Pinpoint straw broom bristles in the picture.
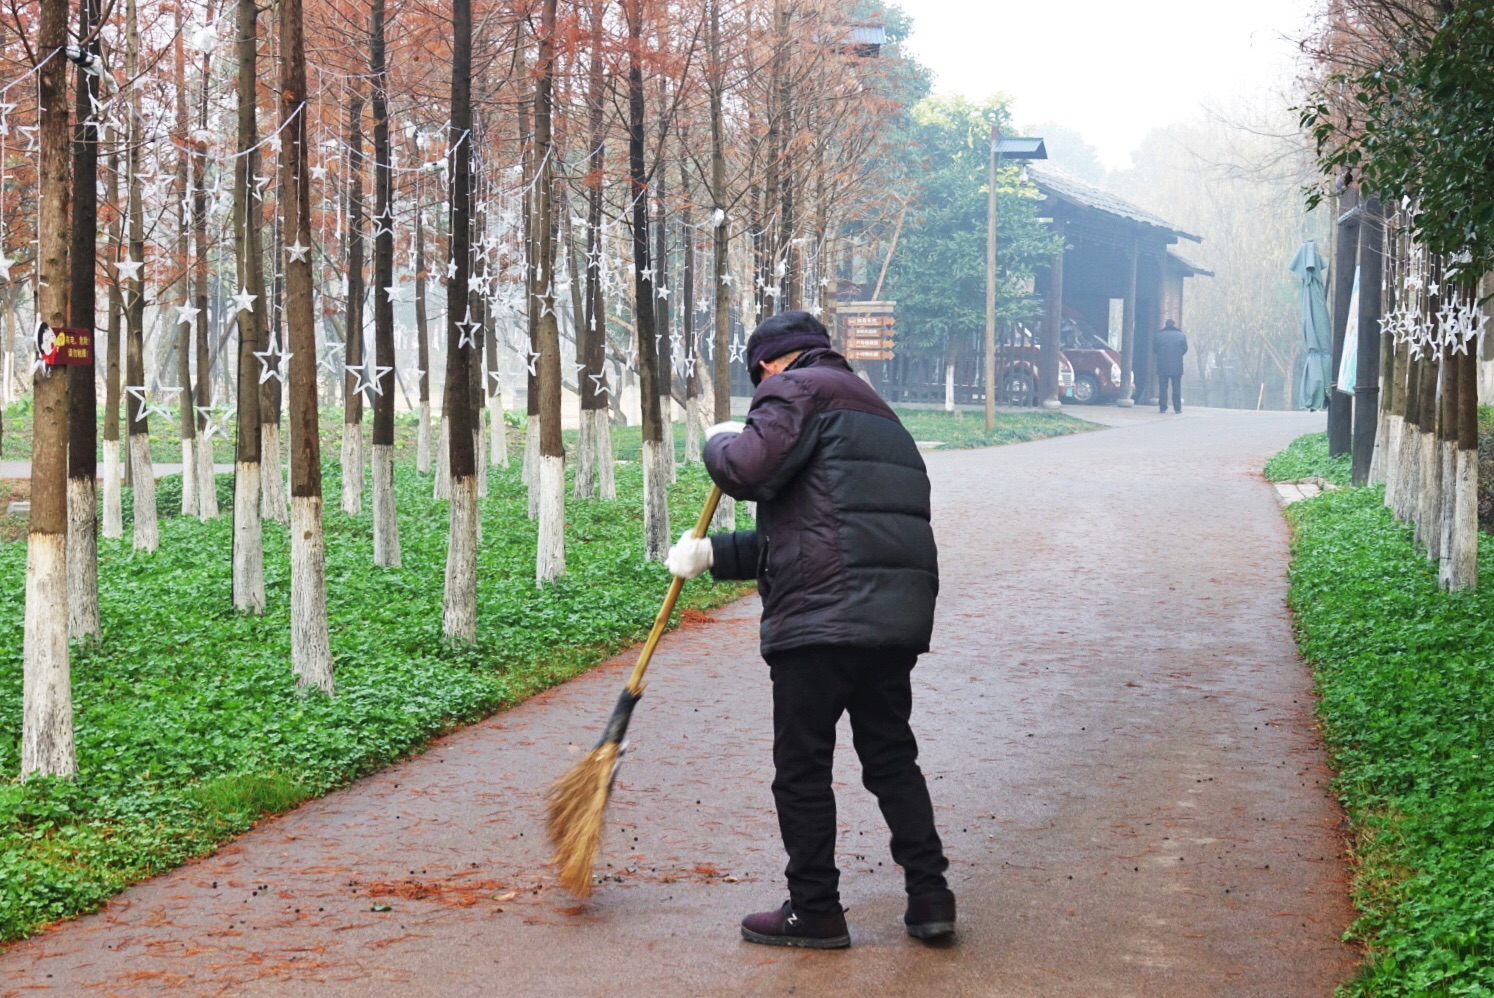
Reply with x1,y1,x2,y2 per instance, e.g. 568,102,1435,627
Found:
546,740,622,897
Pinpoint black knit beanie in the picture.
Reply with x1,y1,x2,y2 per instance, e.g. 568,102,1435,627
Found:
746,310,831,385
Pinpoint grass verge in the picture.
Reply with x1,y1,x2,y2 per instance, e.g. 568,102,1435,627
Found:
0,459,750,945
1275,434,1494,995
892,408,1095,450
1265,431,1352,486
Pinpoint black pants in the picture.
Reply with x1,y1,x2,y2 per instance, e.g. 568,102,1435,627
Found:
1159,373,1182,412
765,646,949,914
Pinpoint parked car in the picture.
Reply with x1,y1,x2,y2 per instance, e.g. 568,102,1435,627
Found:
995,325,1074,404
1060,319,1128,404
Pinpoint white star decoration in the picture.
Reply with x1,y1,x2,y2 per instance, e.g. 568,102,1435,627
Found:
526,349,542,377
286,240,310,263
176,303,201,326
384,285,407,304
229,290,258,314
254,339,291,384
116,258,143,282
588,372,611,398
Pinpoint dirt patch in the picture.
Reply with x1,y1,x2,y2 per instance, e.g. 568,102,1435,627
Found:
0,478,29,543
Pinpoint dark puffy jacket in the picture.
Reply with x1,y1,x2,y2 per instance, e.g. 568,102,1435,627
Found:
1154,326,1189,377
703,348,939,658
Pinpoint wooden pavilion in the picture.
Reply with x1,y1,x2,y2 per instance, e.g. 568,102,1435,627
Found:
1026,162,1209,405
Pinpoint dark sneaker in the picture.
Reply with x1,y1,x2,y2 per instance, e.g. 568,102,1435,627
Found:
740,900,850,949
905,890,956,940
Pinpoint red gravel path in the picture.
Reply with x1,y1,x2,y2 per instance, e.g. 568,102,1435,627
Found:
0,408,1357,996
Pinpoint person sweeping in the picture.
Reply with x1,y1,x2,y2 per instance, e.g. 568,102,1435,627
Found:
666,310,954,949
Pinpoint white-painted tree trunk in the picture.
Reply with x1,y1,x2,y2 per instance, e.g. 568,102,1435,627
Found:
434,420,451,500
597,410,616,500
290,495,334,694
489,392,508,468
476,427,488,499
443,476,478,642
642,438,671,560
129,433,158,552
196,430,219,520
1394,420,1418,521
180,438,197,516
341,425,363,515
261,422,288,523
574,409,597,500
662,411,677,484
22,532,75,779
233,462,265,614
66,478,100,642
1368,410,1388,485
1382,414,1404,512
711,493,736,533
524,419,540,518
1417,430,1439,560
536,454,566,584
1434,439,1446,579
945,363,956,412
417,400,432,475
684,397,702,462
102,439,123,540
372,443,402,567
1445,447,1478,592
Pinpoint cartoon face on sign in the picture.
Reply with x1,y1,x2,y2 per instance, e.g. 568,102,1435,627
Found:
35,322,57,365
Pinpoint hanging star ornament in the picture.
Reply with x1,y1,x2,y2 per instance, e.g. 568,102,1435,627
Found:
176,303,201,326
254,340,291,384
116,258,143,282
588,372,611,398
526,349,542,377
229,290,258,314
729,338,747,364
351,362,393,396
384,285,408,304
286,240,310,263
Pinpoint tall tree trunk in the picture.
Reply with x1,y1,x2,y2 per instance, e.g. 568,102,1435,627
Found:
126,0,157,550
342,91,367,516
534,0,565,582
67,0,102,642
654,47,675,482
102,150,123,539
627,0,668,558
517,29,540,518
172,3,196,517
414,176,433,475
231,0,266,612
370,0,400,566
261,138,288,523
707,0,734,530
281,0,333,692
681,159,701,463
443,0,478,640
576,0,612,499
23,0,77,779
193,45,217,520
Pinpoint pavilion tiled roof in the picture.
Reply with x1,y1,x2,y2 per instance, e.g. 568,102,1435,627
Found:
1027,162,1203,243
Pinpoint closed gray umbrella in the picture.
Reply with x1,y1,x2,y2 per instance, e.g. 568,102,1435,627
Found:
1289,240,1332,411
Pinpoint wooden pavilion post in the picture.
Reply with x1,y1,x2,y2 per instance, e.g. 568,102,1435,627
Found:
1040,219,1065,409
1118,238,1137,407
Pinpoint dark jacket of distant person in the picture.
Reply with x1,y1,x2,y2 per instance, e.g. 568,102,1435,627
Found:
1154,321,1189,378
702,346,939,659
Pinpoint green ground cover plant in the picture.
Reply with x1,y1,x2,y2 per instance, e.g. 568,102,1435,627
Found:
0,459,750,945
1276,435,1494,996
892,408,1095,450
1264,431,1352,486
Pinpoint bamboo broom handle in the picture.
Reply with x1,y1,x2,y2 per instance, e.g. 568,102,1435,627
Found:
625,485,725,695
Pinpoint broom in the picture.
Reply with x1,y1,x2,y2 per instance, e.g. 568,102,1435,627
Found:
546,485,725,896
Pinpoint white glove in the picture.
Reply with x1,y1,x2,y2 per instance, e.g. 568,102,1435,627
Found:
706,421,746,441
665,531,714,580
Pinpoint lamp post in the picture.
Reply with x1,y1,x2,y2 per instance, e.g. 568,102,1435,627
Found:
985,127,1046,431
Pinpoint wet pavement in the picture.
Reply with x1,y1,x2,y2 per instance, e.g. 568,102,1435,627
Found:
0,407,1357,996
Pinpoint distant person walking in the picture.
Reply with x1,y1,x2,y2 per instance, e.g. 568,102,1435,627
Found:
1154,320,1189,413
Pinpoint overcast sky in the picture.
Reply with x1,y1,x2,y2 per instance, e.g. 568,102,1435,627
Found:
896,0,1316,169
